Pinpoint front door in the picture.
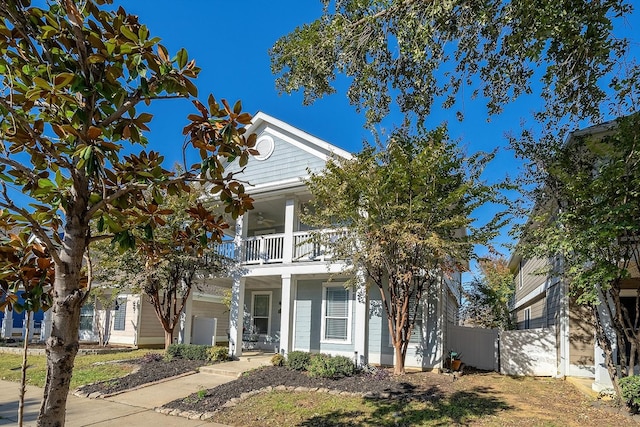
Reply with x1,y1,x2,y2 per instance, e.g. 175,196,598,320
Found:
252,292,271,335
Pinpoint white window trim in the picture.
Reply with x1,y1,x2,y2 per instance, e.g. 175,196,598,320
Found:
251,291,272,335
524,307,531,329
320,282,353,344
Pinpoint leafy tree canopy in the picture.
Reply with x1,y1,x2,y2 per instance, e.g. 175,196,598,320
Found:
462,252,514,330
271,0,633,125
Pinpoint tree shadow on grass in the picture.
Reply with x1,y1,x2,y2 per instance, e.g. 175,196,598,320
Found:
298,385,512,426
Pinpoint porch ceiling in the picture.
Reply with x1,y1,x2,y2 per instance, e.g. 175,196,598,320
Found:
245,276,282,289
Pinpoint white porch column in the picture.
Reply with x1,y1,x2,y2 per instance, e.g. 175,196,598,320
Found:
354,280,368,367
279,273,294,355
282,198,296,263
229,276,246,357
593,295,615,391
179,289,194,345
40,309,52,343
1,307,12,338
555,273,570,378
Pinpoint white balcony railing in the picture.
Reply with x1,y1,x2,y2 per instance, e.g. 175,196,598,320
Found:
244,234,285,264
293,230,345,262
214,229,344,265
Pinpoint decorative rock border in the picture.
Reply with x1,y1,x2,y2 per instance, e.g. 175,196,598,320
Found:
154,385,402,421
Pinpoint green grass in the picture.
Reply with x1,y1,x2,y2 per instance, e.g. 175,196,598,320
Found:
0,349,151,388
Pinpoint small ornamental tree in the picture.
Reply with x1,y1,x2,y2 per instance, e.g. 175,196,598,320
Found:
0,1,255,425
92,189,235,349
462,253,515,330
0,226,55,427
303,126,502,375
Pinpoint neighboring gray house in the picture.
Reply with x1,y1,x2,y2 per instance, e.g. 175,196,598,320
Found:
206,112,462,369
509,254,596,380
509,119,640,391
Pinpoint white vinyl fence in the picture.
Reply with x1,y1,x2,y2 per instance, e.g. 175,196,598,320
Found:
499,327,557,376
447,325,499,371
448,325,559,376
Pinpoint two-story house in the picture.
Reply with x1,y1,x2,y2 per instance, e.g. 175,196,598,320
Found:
196,112,462,370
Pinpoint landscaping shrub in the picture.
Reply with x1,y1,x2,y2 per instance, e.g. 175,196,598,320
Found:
620,375,640,413
271,353,285,366
140,352,163,364
166,344,210,361
286,351,311,371
208,346,229,363
308,354,355,379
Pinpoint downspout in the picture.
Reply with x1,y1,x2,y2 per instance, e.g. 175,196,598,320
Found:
135,294,142,348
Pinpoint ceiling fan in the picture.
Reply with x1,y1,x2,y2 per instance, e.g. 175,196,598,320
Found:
256,212,276,226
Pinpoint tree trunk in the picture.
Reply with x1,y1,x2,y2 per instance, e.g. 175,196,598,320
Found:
18,311,31,427
37,209,87,426
164,328,174,349
393,342,406,375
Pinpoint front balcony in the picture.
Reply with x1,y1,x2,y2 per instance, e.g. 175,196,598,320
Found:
216,229,344,265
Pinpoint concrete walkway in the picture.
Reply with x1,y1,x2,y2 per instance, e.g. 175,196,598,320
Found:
0,354,272,426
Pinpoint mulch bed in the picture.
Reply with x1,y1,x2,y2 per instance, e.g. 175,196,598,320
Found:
162,366,452,413
77,358,206,395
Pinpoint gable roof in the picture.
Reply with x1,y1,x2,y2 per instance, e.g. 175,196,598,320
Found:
247,112,352,161
221,112,352,193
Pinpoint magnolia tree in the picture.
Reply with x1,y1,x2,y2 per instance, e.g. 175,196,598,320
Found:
303,127,502,374
0,1,255,425
0,227,55,427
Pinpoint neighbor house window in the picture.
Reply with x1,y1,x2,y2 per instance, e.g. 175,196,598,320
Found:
519,259,524,289
113,297,127,331
321,284,352,342
79,303,94,331
524,307,531,329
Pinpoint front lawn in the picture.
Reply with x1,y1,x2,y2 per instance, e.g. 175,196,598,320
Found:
0,349,150,388
165,366,637,427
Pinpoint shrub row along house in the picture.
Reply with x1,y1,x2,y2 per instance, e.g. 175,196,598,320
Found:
1,112,462,371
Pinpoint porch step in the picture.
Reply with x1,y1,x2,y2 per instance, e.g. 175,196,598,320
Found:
199,355,272,377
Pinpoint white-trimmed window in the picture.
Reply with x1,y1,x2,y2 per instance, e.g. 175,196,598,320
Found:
524,307,531,329
113,297,127,331
251,291,272,335
321,284,352,343
79,302,94,331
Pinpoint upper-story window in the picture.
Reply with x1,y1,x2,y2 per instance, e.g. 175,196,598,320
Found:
518,259,524,289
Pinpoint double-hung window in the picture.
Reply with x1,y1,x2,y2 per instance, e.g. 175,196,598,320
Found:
321,284,352,343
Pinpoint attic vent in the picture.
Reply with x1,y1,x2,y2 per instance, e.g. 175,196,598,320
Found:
253,135,275,161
